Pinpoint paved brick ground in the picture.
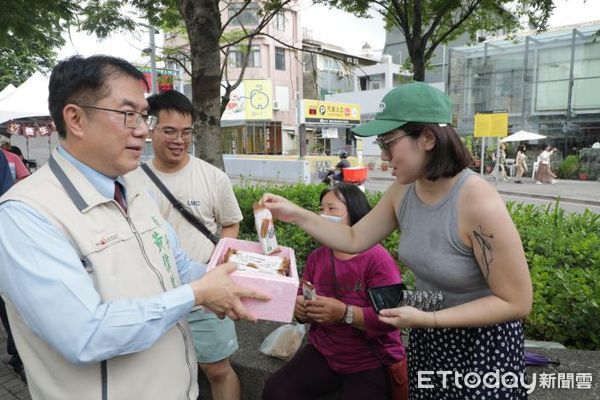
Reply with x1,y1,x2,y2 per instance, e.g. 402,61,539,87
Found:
0,327,30,400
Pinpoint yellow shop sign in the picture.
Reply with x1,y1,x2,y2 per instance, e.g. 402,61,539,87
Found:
302,100,361,125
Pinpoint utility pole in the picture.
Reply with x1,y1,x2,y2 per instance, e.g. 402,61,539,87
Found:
148,25,158,94
296,90,306,159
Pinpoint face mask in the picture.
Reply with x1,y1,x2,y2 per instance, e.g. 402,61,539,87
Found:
320,213,347,224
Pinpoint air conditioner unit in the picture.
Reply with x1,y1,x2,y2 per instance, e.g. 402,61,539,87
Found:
272,101,280,110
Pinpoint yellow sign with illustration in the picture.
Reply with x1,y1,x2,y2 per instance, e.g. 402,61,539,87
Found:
474,113,509,138
302,100,361,125
222,79,273,121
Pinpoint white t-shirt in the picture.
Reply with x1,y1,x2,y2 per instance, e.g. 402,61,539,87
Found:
133,157,243,264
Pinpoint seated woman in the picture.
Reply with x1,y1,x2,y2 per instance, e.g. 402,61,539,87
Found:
262,183,406,400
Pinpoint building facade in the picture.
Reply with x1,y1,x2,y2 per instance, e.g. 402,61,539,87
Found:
301,36,378,155
449,21,600,152
164,1,303,156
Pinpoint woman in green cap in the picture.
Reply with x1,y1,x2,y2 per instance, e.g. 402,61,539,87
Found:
259,82,531,399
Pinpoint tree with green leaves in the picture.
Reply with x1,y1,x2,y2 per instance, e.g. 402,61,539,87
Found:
0,0,77,87
161,0,293,163
2,0,291,168
82,0,292,168
319,0,555,81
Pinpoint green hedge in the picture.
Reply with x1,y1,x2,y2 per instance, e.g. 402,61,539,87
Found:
233,183,599,350
508,203,600,350
557,155,580,179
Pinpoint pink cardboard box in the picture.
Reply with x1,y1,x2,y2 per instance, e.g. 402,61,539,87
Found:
207,238,299,323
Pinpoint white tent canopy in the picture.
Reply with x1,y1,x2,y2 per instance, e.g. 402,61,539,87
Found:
0,84,16,102
0,72,50,124
500,130,547,142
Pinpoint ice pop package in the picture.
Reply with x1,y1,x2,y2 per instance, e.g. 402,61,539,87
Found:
253,203,280,255
302,280,316,301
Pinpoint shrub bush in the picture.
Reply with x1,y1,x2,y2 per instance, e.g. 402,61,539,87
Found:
233,184,599,349
557,155,579,179
508,202,600,349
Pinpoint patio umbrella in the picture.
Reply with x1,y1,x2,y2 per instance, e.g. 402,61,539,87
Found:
500,130,547,142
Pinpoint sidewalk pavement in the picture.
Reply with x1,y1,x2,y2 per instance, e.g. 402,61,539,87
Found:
2,319,599,400
367,168,600,207
0,328,29,400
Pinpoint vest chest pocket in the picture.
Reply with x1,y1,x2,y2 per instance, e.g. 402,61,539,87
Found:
78,228,134,258
77,229,135,279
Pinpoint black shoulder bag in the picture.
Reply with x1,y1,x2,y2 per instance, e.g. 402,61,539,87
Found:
141,163,219,245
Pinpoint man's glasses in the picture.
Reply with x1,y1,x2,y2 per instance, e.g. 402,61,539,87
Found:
374,132,409,154
159,127,194,140
78,105,158,130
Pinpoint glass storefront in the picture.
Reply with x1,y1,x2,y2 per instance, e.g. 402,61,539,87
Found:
449,23,600,154
221,121,283,154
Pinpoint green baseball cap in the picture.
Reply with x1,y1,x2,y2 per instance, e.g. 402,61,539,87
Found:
351,82,453,137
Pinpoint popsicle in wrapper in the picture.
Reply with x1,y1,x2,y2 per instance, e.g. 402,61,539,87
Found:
302,280,316,301
253,203,280,255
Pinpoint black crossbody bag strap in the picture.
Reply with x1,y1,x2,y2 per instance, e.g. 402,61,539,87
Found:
141,163,219,245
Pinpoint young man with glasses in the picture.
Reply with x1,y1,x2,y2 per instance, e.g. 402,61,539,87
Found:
134,90,243,400
0,55,266,400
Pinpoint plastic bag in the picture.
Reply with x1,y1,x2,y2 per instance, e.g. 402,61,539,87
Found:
259,323,306,361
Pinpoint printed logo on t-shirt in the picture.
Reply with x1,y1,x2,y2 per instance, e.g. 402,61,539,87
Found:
188,200,201,207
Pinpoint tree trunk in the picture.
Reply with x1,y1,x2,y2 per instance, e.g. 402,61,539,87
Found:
411,45,426,82
179,0,224,169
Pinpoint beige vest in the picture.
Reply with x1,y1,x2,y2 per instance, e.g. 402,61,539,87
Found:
1,150,198,400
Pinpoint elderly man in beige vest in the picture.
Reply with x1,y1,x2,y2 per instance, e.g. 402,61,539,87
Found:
0,55,267,400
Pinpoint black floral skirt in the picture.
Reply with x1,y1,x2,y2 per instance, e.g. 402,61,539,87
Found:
408,320,527,399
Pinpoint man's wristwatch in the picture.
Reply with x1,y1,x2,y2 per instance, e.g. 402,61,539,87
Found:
343,305,354,324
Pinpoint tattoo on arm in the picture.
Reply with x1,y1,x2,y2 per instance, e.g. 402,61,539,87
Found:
473,225,494,279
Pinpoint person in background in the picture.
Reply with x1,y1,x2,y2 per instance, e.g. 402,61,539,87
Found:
0,139,29,181
262,183,405,400
0,55,267,400
535,145,557,184
323,149,351,185
515,144,528,184
9,146,32,172
492,143,508,181
0,148,13,193
134,90,243,400
259,82,532,399
0,151,25,381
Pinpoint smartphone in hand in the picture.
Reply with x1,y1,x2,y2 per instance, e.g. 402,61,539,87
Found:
367,283,406,313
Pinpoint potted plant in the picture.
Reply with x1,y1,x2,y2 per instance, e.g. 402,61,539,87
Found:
578,166,589,181
381,162,389,171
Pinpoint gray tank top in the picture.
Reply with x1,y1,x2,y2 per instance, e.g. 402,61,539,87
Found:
396,169,492,308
